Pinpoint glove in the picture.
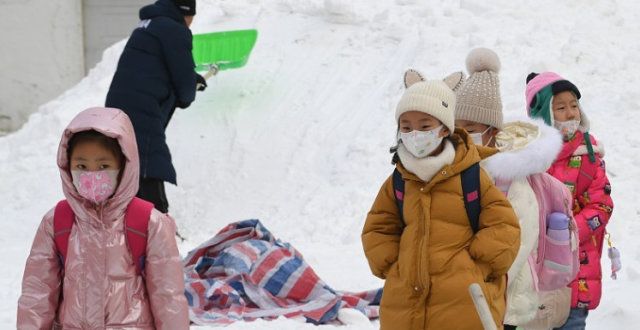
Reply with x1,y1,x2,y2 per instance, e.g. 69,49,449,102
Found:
175,100,191,109
196,74,207,92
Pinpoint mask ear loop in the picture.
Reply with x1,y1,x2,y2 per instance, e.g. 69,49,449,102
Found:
484,132,495,147
479,126,494,147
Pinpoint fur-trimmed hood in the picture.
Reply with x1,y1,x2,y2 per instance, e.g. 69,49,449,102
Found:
483,116,563,181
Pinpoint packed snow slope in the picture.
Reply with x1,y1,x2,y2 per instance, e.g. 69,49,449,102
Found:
2,0,640,328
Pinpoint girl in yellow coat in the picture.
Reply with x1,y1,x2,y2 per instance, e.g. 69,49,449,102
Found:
362,71,520,329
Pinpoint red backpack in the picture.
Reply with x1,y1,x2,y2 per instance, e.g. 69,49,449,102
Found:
53,197,154,276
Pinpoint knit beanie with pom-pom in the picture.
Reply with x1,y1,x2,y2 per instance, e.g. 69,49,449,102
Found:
454,47,503,129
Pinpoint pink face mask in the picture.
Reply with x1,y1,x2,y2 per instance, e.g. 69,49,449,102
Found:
71,170,120,204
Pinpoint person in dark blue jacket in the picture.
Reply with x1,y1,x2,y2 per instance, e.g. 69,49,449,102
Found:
106,0,206,214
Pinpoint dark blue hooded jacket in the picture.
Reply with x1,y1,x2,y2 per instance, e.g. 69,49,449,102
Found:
106,0,196,185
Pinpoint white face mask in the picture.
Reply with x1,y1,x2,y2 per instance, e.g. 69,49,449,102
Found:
469,126,492,146
554,119,580,138
399,126,444,158
71,170,120,204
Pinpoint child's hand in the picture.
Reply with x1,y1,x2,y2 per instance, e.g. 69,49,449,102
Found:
196,74,207,91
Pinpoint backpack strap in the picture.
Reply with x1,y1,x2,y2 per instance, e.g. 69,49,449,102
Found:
124,197,154,276
53,200,74,266
392,168,405,226
461,163,481,234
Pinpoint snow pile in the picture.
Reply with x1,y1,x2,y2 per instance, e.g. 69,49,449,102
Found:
2,1,640,328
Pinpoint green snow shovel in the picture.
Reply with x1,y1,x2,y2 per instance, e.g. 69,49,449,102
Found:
192,29,258,82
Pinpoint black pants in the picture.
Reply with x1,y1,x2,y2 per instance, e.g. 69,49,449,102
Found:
137,178,169,213
504,325,517,330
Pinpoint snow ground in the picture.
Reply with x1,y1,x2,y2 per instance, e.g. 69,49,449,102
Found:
2,0,640,328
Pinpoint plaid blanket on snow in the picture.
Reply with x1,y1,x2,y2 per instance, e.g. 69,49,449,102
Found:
183,219,381,325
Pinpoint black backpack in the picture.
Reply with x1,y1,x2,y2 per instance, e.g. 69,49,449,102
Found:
392,163,481,233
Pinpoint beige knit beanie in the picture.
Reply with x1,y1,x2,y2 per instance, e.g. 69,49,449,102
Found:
396,70,458,134
455,47,503,129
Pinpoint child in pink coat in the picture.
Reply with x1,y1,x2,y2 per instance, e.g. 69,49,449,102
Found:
17,107,189,329
526,72,614,329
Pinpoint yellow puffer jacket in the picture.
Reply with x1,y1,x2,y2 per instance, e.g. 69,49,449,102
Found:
362,130,520,329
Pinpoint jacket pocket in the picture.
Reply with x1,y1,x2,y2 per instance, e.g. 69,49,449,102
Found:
380,262,421,323
460,249,491,285
461,250,501,313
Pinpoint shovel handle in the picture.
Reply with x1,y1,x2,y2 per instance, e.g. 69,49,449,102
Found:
203,64,219,80
469,283,498,330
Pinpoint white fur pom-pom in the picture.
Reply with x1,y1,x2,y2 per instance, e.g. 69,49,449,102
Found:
465,47,501,74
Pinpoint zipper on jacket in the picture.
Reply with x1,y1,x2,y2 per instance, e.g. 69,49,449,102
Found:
415,235,424,293
97,204,106,327
420,201,429,290
97,203,105,227
416,187,428,292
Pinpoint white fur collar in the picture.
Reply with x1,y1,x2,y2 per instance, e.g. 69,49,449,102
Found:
482,116,563,181
398,140,455,182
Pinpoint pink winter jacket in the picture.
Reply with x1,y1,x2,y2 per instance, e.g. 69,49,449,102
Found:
547,130,613,310
17,107,189,329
